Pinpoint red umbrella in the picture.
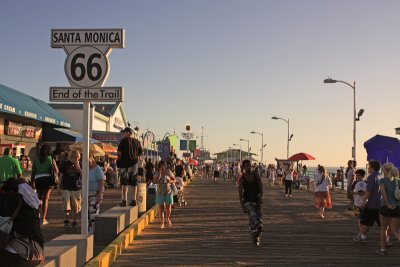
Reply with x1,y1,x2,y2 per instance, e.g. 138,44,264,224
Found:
288,152,315,161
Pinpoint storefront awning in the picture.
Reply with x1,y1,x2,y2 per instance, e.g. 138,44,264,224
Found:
0,84,70,128
42,128,100,143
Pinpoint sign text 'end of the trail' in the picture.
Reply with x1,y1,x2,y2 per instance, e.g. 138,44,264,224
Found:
49,87,123,102
51,29,124,48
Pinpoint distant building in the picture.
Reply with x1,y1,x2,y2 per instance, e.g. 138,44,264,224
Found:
214,148,255,163
396,127,400,135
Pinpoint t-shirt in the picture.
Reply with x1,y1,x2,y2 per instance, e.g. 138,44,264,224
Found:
117,137,143,168
89,165,104,193
213,163,220,171
365,171,381,209
60,161,82,191
34,156,52,178
346,168,355,189
353,180,367,207
0,155,22,183
379,177,399,207
145,162,154,174
285,171,293,181
314,175,332,192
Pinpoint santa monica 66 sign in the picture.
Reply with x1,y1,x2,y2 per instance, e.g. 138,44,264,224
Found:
50,29,124,102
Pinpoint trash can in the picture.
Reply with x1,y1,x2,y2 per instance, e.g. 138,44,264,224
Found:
137,182,147,213
147,183,156,210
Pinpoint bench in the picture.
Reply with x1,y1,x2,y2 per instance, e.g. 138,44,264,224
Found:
94,206,138,244
40,234,93,267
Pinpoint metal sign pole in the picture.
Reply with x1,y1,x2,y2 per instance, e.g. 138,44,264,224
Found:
81,101,90,235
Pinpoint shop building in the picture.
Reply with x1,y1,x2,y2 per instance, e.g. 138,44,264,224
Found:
0,84,71,168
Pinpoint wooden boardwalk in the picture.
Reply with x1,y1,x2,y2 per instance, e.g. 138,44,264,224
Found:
112,177,400,267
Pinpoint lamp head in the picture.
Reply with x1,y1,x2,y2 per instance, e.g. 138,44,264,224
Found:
271,116,279,120
357,109,365,117
250,131,256,134
324,78,337,83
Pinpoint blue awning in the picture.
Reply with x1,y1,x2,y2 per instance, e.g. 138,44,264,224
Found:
42,128,100,143
0,84,70,128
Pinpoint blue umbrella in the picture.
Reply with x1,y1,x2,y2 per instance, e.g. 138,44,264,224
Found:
364,135,400,169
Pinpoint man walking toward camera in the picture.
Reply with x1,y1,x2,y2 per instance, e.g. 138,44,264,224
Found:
118,127,143,207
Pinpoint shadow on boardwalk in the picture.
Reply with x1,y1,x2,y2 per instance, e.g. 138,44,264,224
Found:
112,177,398,267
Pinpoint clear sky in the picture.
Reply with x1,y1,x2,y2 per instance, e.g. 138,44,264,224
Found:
1,0,399,167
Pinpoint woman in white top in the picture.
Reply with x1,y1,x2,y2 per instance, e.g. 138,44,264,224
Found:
314,166,332,218
284,167,294,198
268,165,277,187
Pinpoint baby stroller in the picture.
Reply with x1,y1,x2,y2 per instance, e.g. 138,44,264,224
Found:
174,177,187,207
106,169,119,188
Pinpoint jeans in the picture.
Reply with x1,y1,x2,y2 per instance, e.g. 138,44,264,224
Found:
285,180,293,195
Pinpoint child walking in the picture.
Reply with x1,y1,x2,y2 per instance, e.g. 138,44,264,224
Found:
239,159,263,246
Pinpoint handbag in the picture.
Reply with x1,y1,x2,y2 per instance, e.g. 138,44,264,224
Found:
394,179,400,201
50,158,58,186
0,197,22,249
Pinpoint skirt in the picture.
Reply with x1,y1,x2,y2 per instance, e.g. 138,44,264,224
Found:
314,191,332,209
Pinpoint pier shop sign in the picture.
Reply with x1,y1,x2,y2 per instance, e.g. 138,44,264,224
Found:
50,29,124,102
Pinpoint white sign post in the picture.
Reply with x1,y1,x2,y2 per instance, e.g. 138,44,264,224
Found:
51,29,124,235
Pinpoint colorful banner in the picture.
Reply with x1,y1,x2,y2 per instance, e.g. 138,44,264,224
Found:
158,140,170,160
180,140,188,151
189,140,197,152
168,134,178,151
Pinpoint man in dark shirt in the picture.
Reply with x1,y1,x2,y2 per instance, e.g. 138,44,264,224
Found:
239,159,263,246
118,127,143,207
145,158,154,186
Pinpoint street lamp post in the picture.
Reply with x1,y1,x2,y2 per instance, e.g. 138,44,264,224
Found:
271,116,293,159
250,131,264,164
324,78,364,161
232,143,242,162
239,138,250,160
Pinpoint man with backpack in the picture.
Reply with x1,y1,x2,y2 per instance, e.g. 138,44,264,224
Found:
117,127,143,207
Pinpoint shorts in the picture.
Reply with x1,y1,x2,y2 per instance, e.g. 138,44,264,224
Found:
62,190,82,213
347,189,354,200
359,207,380,227
214,171,220,178
156,194,174,205
120,165,138,186
138,168,144,177
379,205,400,218
35,176,53,198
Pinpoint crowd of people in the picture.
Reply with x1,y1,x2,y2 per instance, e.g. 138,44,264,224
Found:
2,130,400,265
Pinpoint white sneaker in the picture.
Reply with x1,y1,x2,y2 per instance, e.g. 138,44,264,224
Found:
160,223,165,229
41,219,49,225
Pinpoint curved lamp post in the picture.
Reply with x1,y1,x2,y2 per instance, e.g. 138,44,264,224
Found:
324,78,364,161
271,116,293,159
232,143,242,162
239,138,250,160
250,131,264,164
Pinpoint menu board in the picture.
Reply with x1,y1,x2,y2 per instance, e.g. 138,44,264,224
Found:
5,121,36,138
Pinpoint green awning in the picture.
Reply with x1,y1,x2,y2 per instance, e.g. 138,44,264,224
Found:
0,84,70,128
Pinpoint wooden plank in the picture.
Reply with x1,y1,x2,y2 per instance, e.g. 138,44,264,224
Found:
112,177,400,266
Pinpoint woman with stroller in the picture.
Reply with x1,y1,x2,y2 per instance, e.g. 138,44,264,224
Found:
153,160,176,229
